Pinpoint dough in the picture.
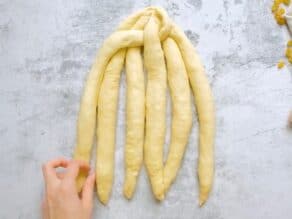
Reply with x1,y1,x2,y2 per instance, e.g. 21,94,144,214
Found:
162,38,192,194
96,49,125,204
143,16,167,201
73,30,143,192
171,24,215,206
123,47,145,199
73,7,215,206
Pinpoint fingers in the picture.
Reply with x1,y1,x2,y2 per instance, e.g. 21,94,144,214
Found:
42,158,69,185
82,172,96,209
64,160,90,181
42,158,90,187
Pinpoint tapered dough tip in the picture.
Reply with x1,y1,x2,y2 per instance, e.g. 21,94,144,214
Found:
123,187,133,200
155,193,165,201
98,195,109,205
199,199,205,207
123,193,132,200
97,190,110,205
198,194,208,207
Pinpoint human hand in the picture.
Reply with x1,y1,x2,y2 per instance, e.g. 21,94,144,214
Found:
42,158,95,219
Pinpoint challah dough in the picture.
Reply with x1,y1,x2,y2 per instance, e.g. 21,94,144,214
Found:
73,7,215,206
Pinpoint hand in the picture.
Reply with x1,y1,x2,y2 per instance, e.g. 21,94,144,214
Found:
42,158,95,219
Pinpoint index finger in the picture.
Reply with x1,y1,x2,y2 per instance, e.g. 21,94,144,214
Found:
42,158,69,184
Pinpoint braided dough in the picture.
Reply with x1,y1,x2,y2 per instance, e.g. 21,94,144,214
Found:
73,7,215,206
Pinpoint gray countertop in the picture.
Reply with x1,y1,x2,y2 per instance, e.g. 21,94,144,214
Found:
1,0,292,218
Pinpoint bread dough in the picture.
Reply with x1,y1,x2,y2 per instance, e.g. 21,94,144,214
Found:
73,7,215,206
73,30,143,192
171,24,215,206
123,47,145,199
143,16,167,201
73,30,143,162
162,38,192,194
96,49,125,204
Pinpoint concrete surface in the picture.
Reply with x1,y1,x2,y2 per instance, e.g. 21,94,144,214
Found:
1,0,292,218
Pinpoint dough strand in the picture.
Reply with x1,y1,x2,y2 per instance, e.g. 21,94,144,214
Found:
162,38,192,194
96,49,126,204
123,47,145,199
143,16,167,201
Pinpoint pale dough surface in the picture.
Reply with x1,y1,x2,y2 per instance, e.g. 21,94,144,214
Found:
143,16,167,201
170,25,215,205
96,49,126,204
123,47,145,199
73,7,215,205
162,38,192,194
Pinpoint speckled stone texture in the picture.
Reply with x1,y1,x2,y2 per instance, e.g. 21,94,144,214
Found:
0,0,292,218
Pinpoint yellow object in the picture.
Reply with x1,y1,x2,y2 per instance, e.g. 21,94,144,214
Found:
272,0,280,12
143,16,167,201
123,47,145,199
96,49,125,204
271,0,291,25
73,7,215,206
283,0,291,5
285,47,292,63
162,38,192,194
170,25,215,206
277,60,285,68
272,0,290,12
272,3,279,12
272,1,292,66
274,7,286,25
95,16,149,204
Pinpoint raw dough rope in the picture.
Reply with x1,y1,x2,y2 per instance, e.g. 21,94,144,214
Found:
73,6,215,206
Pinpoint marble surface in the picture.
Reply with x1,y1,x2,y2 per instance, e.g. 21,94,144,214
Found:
1,0,292,218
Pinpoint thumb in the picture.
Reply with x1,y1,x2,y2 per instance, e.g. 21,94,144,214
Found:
82,172,96,209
